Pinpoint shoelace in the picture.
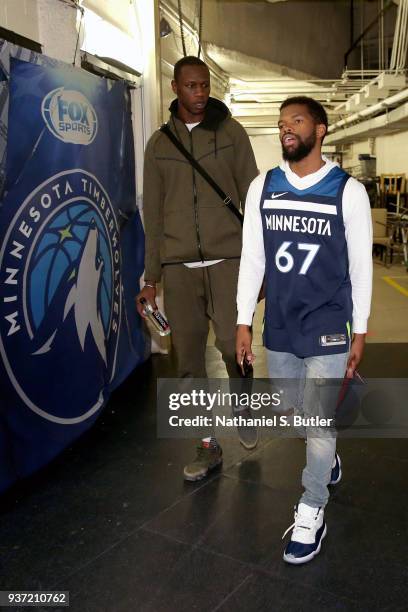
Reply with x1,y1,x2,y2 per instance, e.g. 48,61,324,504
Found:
195,445,216,460
281,510,318,540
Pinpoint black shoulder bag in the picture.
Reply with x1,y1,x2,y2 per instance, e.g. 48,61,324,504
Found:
159,124,243,226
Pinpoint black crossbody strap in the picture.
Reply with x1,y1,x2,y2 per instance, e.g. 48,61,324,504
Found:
160,124,243,226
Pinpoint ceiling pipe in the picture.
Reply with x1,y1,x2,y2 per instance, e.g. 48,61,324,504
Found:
329,86,408,131
344,0,394,70
160,0,228,89
390,0,408,70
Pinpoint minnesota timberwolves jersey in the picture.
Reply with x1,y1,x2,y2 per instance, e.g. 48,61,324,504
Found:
261,165,353,357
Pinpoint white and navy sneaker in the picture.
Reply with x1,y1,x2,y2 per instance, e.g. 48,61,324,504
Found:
282,503,327,565
329,453,342,485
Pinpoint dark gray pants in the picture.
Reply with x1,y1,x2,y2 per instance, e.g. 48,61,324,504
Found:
163,259,240,379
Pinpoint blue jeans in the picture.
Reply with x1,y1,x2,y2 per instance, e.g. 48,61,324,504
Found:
267,350,349,508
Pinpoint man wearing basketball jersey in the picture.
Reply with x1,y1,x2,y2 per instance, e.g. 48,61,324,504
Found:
236,97,372,564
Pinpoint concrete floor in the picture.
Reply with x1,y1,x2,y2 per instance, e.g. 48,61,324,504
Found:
0,256,407,611
368,261,408,343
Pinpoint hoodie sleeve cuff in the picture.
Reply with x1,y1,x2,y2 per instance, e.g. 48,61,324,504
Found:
352,318,368,334
237,310,254,326
144,269,162,283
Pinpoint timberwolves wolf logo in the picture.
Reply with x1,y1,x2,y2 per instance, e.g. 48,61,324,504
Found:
0,170,121,423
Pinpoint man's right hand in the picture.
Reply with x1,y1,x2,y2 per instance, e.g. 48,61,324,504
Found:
136,284,157,318
236,324,255,368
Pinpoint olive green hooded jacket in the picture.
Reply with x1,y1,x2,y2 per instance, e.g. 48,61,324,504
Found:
142,97,258,281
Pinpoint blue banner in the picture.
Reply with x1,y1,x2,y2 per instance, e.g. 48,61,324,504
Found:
0,57,147,490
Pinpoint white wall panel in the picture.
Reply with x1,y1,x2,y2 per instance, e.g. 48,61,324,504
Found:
342,133,408,177
376,131,408,176
37,0,79,64
0,0,40,42
249,134,282,174
82,0,135,35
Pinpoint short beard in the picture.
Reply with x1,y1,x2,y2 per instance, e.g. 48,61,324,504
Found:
282,133,316,162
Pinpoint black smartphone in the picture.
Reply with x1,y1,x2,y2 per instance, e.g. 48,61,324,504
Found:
240,355,253,377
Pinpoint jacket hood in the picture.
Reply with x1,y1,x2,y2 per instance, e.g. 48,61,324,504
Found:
169,96,230,131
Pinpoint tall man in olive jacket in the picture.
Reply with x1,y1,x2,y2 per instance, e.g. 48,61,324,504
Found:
137,56,258,481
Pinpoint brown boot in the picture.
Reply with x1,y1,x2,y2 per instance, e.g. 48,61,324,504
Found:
183,441,223,481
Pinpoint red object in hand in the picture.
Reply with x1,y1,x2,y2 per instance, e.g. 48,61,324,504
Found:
336,369,365,410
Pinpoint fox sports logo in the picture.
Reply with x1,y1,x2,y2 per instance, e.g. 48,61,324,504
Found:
0,170,121,423
41,87,98,145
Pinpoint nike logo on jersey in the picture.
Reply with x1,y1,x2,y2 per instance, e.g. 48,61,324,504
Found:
270,192,288,199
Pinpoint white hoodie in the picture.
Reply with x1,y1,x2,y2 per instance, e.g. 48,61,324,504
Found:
237,157,373,334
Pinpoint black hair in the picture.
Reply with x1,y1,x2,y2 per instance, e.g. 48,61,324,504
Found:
173,56,209,81
280,96,328,139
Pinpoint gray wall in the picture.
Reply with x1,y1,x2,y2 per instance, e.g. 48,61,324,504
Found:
202,0,351,79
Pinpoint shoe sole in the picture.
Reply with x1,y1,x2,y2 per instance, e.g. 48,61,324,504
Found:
283,523,327,565
183,457,223,482
239,433,259,451
329,455,342,485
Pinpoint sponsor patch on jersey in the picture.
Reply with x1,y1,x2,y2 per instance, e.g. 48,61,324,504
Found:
319,334,347,347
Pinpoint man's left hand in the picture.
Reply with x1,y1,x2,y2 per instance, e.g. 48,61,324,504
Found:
346,333,366,379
